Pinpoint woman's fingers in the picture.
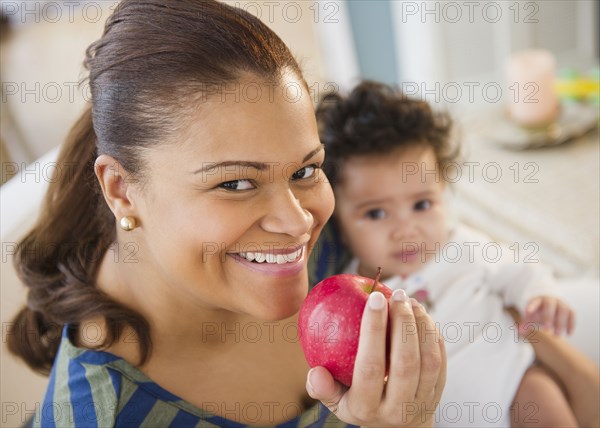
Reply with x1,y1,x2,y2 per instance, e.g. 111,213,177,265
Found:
412,300,444,405
436,325,447,399
346,291,389,418
306,366,346,415
385,291,421,407
382,293,445,427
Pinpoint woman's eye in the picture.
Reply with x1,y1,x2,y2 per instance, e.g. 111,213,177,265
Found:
292,164,318,181
415,199,431,211
218,179,255,191
366,209,386,220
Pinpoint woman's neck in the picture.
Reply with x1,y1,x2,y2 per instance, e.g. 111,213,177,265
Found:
89,247,275,362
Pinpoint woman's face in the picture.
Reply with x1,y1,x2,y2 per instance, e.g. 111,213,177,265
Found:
131,73,334,321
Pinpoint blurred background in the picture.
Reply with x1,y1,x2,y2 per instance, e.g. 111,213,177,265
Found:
2,1,597,164
1,1,598,426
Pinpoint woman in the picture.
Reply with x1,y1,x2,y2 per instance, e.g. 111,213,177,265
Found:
8,1,446,426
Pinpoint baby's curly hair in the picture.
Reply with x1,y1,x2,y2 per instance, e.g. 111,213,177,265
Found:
317,81,459,187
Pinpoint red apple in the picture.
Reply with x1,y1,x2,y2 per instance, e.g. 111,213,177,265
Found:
298,268,393,386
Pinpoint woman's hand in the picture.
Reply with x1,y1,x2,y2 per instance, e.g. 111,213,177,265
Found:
306,289,446,428
522,295,575,336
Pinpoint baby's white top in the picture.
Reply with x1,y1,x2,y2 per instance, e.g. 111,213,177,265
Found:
344,223,557,427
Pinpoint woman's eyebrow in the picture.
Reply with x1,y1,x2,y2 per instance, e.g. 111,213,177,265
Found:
194,161,268,175
302,144,324,163
193,144,324,175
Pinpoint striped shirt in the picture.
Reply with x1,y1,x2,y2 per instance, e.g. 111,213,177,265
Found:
30,326,356,427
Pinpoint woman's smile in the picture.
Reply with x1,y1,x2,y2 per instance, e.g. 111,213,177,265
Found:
227,244,307,277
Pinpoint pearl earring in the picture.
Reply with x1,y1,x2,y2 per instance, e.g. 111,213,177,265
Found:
120,216,137,231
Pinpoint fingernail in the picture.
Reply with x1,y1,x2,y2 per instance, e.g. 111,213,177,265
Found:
307,368,316,394
368,292,386,311
392,289,408,302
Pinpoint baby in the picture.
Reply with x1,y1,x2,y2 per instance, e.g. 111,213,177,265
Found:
317,81,579,427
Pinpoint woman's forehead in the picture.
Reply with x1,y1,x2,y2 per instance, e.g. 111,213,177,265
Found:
147,78,319,172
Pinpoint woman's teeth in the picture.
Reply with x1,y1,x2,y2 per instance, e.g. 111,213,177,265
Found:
238,248,302,264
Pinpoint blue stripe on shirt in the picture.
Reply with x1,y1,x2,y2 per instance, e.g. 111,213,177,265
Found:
114,385,157,427
137,380,181,402
107,367,122,398
168,410,201,427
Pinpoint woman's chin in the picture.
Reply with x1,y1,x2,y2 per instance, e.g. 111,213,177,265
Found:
259,291,306,322
258,300,303,322
230,272,308,321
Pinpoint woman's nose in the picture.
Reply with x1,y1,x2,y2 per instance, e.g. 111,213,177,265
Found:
260,189,313,238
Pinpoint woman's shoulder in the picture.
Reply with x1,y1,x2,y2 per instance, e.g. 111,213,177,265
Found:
33,326,202,427
34,326,357,427
33,326,123,426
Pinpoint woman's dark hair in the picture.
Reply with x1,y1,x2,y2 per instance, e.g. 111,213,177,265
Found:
8,0,305,374
316,81,459,188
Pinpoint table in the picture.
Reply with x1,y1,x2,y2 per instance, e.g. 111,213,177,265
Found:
452,108,599,278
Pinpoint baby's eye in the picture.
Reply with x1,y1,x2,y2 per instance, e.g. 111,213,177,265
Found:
292,164,319,181
219,179,255,191
366,209,386,220
414,199,431,211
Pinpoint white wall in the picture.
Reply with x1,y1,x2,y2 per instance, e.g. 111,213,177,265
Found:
1,1,111,164
391,0,598,85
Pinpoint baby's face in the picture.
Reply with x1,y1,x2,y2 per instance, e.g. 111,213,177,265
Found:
333,146,449,279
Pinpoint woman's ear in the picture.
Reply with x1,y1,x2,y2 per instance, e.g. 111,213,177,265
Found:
94,155,137,219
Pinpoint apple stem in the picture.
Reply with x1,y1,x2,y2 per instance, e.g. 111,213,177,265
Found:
368,267,383,293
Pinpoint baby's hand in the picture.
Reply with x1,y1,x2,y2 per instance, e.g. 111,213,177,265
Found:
521,296,575,336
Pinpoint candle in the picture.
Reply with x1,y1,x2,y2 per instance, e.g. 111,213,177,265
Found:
506,49,560,127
